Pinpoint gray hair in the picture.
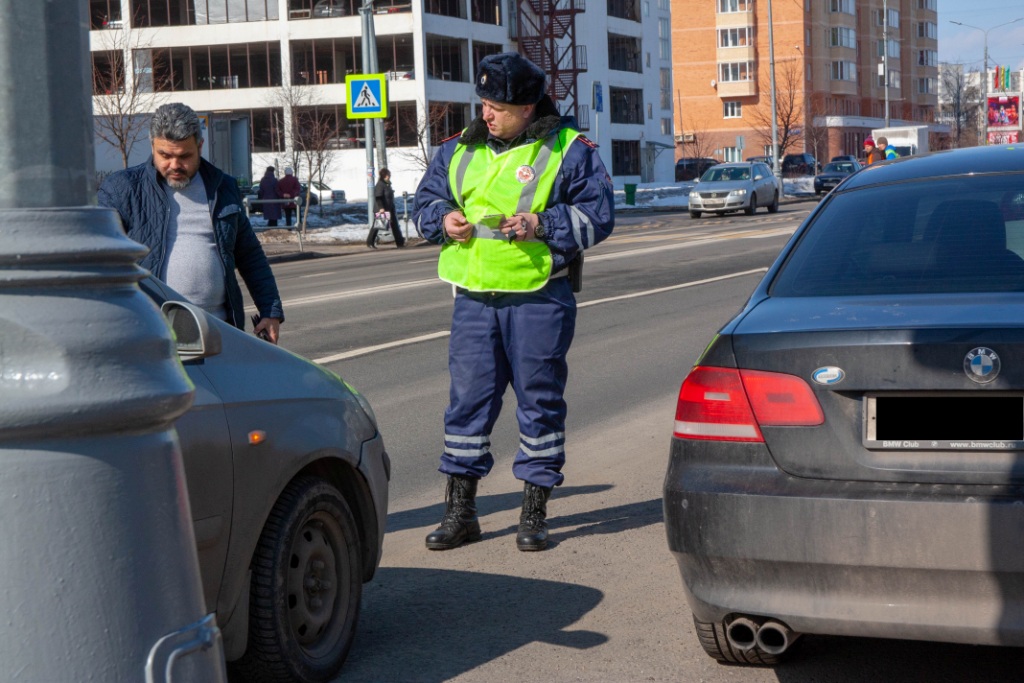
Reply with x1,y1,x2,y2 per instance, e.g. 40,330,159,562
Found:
150,103,203,144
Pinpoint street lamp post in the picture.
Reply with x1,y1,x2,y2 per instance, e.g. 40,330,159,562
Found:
883,0,889,126
950,17,1024,144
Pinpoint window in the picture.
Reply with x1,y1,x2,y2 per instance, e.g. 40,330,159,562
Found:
829,0,854,15
827,27,856,49
719,61,754,82
717,0,752,13
609,34,642,73
150,42,282,91
428,101,468,144
470,0,501,24
90,0,122,29
611,139,641,175
608,0,641,21
878,70,901,89
917,0,936,9
719,27,755,48
659,0,670,9
830,61,856,81
875,8,900,27
723,101,742,118
426,36,467,82
918,49,938,67
723,147,740,162
610,87,644,124
918,77,936,94
135,0,280,27
660,68,672,109
425,0,465,19
917,21,937,39
877,40,900,59
659,18,671,60
661,117,673,136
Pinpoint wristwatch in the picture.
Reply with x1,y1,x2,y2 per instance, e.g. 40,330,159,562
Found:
534,218,546,240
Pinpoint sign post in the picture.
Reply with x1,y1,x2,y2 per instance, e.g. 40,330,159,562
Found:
347,73,388,226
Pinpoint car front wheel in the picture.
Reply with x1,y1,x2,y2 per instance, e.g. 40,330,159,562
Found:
744,193,757,215
233,476,362,683
767,191,780,213
689,210,701,219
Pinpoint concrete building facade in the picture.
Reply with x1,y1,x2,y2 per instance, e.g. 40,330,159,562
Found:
88,0,675,199
671,0,941,168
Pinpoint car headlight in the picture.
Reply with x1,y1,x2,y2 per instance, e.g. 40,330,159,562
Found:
689,191,699,199
343,380,379,429
729,189,747,196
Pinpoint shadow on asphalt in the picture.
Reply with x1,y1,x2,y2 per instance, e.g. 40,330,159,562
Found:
342,568,607,682
384,483,615,533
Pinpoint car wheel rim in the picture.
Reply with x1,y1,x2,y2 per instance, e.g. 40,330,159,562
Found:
287,510,347,654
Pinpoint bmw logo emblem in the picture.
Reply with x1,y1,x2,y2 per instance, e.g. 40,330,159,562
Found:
964,347,1000,384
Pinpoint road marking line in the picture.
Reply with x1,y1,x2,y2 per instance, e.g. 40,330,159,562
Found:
312,269,766,364
280,278,444,308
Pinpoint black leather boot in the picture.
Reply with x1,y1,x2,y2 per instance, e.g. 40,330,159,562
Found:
425,475,482,550
516,482,552,551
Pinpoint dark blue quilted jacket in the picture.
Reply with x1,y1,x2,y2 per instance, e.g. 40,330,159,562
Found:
98,157,284,329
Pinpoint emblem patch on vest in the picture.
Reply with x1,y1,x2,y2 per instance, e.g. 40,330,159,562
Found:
516,165,536,183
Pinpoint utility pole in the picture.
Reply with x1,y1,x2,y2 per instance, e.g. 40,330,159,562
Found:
767,0,780,176
0,2,225,679
883,0,890,126
359,0,377,225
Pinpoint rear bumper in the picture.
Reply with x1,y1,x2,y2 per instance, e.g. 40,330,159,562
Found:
663,438,1024,646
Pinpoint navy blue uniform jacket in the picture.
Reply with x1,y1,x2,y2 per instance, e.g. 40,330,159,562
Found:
99,157,284,329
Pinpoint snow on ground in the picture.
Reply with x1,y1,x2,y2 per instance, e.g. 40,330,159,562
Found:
252,177,818,244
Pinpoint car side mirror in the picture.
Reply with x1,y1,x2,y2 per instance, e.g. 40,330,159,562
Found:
161,301,223,361
754,174,763,180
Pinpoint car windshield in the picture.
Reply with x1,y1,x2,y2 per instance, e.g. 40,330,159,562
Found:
702,167,749,182
772,174,1024,296
823,162,854,174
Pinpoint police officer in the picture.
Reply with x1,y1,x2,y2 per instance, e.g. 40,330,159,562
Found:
413,52,614,552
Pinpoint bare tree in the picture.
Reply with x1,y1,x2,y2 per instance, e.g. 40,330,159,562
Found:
91,19,166,168
803,95,830,168
940,63,982,148
678,115,717,161
393,100,457,172
750,59,804,166
271,85,340,234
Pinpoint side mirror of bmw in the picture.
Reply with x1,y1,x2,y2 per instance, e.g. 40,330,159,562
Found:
161,301,223,361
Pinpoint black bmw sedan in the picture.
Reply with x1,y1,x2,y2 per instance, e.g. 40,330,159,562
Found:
665,145,1024,665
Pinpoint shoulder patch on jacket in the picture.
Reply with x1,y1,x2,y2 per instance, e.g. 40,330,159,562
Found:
440,132,461,144
577,136,598,148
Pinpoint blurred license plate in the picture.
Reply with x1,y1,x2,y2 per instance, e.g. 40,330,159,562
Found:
704,200,723,207
865,395,1024,449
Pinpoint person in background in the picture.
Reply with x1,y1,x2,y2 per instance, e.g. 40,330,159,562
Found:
98,102,283,343
259,166,282,227
863,137,883,165
374,168,406,248
876,136,899,161
278,167,302,227
412,51,614,553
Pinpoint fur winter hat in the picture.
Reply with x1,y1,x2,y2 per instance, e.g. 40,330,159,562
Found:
475,52,546,105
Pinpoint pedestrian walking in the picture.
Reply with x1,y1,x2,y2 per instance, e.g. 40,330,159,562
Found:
372,168,406,248
412,51,615,552
259,166,283,227
98,102,283,343
864,137,883,165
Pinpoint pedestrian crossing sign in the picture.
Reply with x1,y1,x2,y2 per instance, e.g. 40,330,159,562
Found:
346,74,388,119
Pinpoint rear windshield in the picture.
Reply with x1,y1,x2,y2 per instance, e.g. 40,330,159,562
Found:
772,173,1024,296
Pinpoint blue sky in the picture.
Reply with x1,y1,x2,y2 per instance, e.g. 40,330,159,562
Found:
940,0,1024,71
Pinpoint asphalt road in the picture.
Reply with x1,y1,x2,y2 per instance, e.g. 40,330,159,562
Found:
256,206,1024,682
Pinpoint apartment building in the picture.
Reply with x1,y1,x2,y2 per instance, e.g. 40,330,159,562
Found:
671,0,941,166
88,0,674,196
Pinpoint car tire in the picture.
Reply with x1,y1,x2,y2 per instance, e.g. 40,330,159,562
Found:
768,191,780,213
692,616,783,666
232,476,362,683
690,210,701,219
745,193,757,215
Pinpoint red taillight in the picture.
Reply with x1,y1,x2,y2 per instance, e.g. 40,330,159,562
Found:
673,367,823,442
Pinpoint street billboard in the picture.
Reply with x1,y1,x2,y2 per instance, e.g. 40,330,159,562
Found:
986,93,1021,132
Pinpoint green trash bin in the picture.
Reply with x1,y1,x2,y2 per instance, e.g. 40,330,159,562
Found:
624,183,637,205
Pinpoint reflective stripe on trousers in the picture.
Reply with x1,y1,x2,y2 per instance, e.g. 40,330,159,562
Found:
439,277,576,489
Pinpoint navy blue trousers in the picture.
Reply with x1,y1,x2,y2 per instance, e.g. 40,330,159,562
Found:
440,277,576,488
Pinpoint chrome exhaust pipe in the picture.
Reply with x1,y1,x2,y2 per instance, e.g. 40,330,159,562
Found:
724,616,760,651
755,619,801,655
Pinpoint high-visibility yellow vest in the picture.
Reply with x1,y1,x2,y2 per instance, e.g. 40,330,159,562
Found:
438,127,580,292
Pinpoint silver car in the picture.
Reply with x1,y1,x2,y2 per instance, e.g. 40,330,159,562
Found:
143,277,389,683
688,162,782,218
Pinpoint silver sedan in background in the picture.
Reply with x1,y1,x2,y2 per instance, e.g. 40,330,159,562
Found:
688,162,782,218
